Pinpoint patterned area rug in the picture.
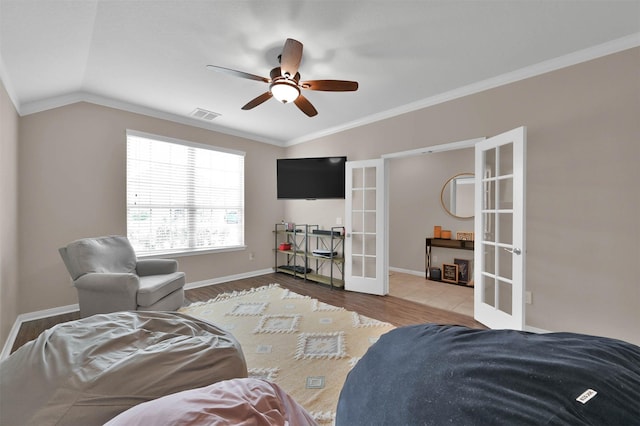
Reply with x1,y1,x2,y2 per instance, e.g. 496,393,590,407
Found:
179,284,395,424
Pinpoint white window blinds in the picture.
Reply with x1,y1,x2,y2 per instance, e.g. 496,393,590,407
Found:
126,131,245,256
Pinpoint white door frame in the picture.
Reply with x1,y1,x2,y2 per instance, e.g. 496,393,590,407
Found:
381,138,485,160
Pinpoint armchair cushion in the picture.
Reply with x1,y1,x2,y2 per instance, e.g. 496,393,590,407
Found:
137,272,185,307
61,235,136,280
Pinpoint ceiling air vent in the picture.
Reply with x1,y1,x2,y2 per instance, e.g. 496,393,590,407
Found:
191,108,221,121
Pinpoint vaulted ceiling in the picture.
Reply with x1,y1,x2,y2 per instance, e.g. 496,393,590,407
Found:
1,0,639,145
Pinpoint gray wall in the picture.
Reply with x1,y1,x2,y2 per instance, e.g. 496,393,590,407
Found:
2,47,638,347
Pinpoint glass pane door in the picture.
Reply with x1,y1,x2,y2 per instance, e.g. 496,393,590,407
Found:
345,159,388,295
474,127,526,330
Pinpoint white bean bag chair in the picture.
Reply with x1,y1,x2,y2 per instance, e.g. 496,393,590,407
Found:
0,311,247,425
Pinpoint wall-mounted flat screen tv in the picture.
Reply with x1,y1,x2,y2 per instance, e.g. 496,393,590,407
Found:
277,156,347,199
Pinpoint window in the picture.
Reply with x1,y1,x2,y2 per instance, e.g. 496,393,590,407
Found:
126,130,245,256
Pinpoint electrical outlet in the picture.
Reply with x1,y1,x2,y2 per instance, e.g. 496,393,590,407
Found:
526,291,532,304
336,217,342,225
432,255,438,263
249,252,255,261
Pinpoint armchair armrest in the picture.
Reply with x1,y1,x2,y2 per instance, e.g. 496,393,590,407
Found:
74,273,139,295
73,273,139,316
136,259,178,276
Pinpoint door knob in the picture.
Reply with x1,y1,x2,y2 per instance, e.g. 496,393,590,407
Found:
504,247,522,255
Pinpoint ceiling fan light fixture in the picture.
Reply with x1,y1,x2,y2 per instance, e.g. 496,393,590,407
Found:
270,80,300,103
208,38,358,116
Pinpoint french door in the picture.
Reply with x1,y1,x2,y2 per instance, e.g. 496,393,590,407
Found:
474,127,527,330
344,159,388,295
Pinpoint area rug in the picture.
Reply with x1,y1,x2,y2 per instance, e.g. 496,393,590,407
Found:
179,284,395,424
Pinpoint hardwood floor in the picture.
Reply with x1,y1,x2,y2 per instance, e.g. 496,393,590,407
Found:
10,272,484,354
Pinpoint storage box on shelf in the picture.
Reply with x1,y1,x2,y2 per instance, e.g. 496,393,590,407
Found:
425,237,474,286
274,223,345,288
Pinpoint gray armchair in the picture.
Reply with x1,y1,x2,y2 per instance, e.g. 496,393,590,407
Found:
59,235,185,317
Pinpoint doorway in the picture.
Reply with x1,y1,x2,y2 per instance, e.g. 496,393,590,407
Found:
383,139,479,317
382,129,527,329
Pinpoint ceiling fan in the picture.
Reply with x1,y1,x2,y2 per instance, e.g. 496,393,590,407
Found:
206,38,358,117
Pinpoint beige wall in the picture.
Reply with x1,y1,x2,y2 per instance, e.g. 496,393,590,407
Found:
284,47,640,345
5,47,639,347
1,81,20,345
17,102,285,314
281,148,475,272
387,150,475,271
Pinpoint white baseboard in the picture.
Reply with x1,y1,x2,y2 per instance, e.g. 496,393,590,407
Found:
524,325,552,334
0,303,80,361
389,266,425,278
1,268,274,361
0,324,20,361
184,268,274,290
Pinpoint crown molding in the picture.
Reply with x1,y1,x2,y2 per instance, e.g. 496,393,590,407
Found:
18,92,287,147
284,33,640,146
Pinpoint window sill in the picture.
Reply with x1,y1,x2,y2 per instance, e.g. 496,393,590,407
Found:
137,245,247,259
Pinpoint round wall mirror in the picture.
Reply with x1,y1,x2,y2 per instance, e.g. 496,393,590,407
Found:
441,173,474,218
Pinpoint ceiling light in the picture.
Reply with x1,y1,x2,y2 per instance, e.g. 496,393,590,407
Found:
270,80,300,103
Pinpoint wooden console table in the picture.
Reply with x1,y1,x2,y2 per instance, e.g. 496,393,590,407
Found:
425,238,474,279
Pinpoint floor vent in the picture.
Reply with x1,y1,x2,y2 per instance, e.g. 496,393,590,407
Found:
191,108,221,121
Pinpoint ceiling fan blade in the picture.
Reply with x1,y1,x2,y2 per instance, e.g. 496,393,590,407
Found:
294,94,318,117
242,91,273,110
280,38,303,78
206,65,270,83
301,80,359,91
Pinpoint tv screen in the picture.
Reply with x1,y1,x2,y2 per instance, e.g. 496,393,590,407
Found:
277,156,347,199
